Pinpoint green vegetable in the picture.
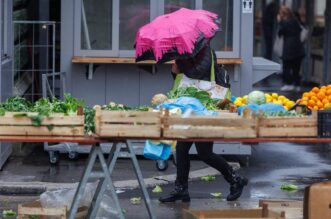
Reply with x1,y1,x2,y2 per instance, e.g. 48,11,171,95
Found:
210,192,222,198
247,91,266,105
84,107,95,134
2,210,16,217
281,184,298,191
0,108,5,116
0,96,32,112
130,197,142,205
167,87,221,110
152,185,163,193
201,175,216,182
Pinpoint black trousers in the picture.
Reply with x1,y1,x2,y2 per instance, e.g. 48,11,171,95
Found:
282,57,303,86
175,141,233,185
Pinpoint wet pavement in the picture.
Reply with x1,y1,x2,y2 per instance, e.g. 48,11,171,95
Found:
0,142,330,218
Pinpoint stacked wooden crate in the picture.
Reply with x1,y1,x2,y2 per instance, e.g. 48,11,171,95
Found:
162,110,257,139
94,106,162,138
257,112,317,137
0,111,85,136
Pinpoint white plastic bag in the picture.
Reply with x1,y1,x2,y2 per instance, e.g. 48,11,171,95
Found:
40,182,120,218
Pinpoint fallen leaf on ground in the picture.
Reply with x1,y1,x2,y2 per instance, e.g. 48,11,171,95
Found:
281,184,298,191
152,185,163,193
210,192,222,198
201,175,216,182
130,197,142,205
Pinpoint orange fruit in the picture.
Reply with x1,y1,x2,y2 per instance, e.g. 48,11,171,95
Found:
317,92,326,100
308,92,316,98
313,106,319,110
303,92,310,98
308,99,315,107
311,96,318,102
301,97,309,101
321,86,327,90
325,103,331,108
317,101,324,109
327,85,331,89
300,100,308,105
322,98,329,104
312,87,320,93
327,89,331,96
328,96,331,102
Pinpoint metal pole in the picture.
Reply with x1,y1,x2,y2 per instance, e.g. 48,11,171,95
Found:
52,23,56,95
323,0,331,84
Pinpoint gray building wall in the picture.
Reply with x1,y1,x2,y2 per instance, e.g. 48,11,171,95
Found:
61,0,253,107
0,0,13,169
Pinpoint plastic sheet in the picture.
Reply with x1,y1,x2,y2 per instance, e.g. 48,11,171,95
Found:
40,182,120,218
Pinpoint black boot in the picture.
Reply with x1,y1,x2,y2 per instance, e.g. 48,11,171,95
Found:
225,171,248,201
159,183,190,203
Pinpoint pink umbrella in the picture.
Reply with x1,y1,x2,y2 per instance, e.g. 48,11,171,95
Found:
135,8,220,63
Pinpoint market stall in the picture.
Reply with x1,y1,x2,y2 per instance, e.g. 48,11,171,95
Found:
0,84,328,218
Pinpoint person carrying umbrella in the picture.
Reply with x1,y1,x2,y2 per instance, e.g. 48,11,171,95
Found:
135,8,248,202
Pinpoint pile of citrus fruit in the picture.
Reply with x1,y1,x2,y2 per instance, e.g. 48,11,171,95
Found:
233,92,295,110
264,93,295,110
299,85,331,110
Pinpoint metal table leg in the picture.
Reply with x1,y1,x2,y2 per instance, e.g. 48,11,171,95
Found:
87,142,122,218
68,143,125,219
87,140,157,219
126,140,156,219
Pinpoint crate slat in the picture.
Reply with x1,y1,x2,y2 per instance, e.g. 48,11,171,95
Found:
0,126,84,136
101,116,160,124
259,117,316,127
0,115,84,125
259,127,317,137
99,125,160,137
164,127,256,139
164,117,255,127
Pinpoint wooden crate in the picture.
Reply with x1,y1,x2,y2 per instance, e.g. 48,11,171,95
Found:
0,111,84,136
183,204,285,219
94,106,162,138
18,201,87,219
258,113,317,137
163,110,257,139
259,200,303,219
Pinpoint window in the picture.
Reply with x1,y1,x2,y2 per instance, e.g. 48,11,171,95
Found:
165,0,195,14
76,0,239,58
203,0,233,52
81,0,113,50
119,0,150,50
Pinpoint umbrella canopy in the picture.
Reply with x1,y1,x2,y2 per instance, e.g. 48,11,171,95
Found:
135,8,220,63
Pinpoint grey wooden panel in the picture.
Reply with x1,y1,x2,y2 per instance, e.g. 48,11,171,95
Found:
1,60,13,101
106,65,140,107
139,65,173,105
71,65,107,107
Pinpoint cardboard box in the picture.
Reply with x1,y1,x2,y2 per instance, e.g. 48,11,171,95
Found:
304,181,331,219
183,204,285,219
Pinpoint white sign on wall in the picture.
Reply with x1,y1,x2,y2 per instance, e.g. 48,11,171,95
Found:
242,0,253,13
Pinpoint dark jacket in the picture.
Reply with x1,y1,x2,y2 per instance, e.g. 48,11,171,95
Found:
278,17,305,60
174,44,230,88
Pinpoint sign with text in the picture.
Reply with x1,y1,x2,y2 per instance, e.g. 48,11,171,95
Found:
242,0,253,13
